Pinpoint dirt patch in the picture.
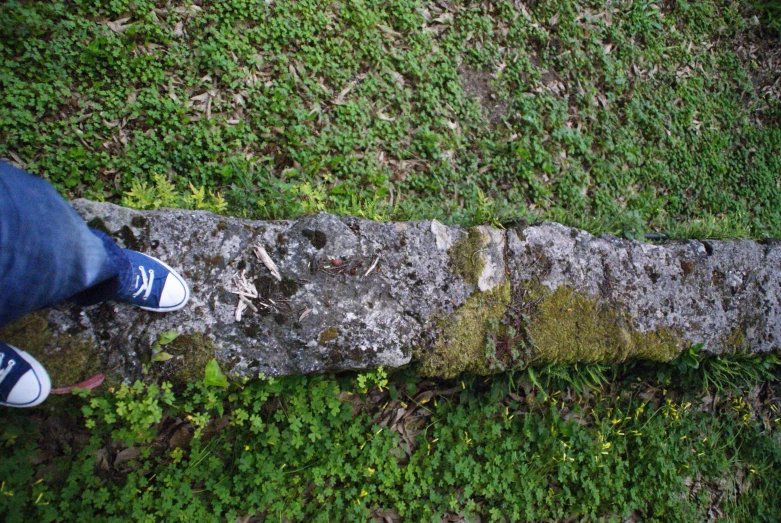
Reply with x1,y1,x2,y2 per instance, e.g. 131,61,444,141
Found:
731,7,781,125
459,66,508,127
737,28,781,93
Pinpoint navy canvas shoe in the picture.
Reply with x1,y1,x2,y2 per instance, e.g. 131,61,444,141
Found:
0,343,51,408
115,250,190,312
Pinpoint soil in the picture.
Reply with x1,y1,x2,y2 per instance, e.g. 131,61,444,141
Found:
459,65,508,128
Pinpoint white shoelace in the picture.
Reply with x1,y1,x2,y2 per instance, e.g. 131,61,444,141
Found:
0,353,16,386
132,265,155,300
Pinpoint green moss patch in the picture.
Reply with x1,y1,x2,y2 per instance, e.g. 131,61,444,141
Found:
418,283,511,378
0,312,101,388
722,327,748,353
448,228,489,286
162,333,217,386
526,285,682,364
319,327,340,344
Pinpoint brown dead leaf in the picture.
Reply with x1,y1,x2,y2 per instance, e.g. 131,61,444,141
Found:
113,447,141,467
201,415,231,440
106,18,131,33
94,448,110,470
169,425,194,449
414,390,435,405
370,508,402,523
334,85,353,105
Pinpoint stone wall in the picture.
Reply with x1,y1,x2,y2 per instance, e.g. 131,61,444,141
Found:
2,200,779,387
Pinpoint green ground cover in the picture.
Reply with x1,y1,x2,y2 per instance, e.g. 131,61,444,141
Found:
1,0,780,237
1,356,780,522
2,0,781,521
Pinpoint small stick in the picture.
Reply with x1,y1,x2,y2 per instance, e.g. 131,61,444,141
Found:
254,244,282,281
363,254,381,278
235,299,248,321
239,295,258,312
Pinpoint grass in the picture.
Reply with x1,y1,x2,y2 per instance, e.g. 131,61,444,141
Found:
1,0,780,238
0,356,780,522
1,0,781,521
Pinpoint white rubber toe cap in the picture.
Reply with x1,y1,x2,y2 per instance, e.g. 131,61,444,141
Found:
2,349,50,408
158,272,190,311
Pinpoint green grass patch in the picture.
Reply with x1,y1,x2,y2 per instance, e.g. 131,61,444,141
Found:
1,354,780,522
1,0,780,237
2,1,781,520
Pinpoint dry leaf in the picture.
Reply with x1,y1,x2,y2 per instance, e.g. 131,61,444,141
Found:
51,373,106,394
377,112,396,121
363,255,381,278
254,244,282,281
106,18,131,33
114,447,141,467
334,85,353,105
239,295,258,312
414,390,435,405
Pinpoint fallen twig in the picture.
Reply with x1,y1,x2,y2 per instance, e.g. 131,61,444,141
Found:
364,254,381,278
254,244,281,281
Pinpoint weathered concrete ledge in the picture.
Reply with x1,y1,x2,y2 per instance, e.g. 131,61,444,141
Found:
2,200,779,387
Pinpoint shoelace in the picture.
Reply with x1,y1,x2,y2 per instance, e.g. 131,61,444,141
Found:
132,265,155,300
0,353,16,386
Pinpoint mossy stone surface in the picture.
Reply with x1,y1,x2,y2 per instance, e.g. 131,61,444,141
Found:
161,333,217,386
0,312,102,388
448,228,488,287
418,282,511,378
319,327,340,344
722,327,748,352
34,201,779,381
526,284,682,364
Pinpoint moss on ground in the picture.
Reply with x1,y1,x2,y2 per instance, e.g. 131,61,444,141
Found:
164,333,217,386
448,228,488,286
419,282,511,378
0,312,101,388
526,284,682,364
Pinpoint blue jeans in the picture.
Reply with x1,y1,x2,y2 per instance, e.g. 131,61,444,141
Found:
0,161,130,328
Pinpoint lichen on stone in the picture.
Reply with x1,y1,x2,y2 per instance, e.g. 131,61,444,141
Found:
525,284,682,364
86,216,112,236
302,229,327,250
319,326,340,344
722,327,747,352
418,282,511,378
448,228,489,286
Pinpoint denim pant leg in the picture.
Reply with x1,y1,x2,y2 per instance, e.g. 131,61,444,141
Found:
0,161,128,328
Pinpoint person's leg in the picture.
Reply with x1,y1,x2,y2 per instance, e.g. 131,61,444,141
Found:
1,161,189,327
0,161,127,327
0,161,189,408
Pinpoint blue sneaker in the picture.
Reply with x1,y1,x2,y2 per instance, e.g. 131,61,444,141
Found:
115,250,190,312
0,343,51,408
